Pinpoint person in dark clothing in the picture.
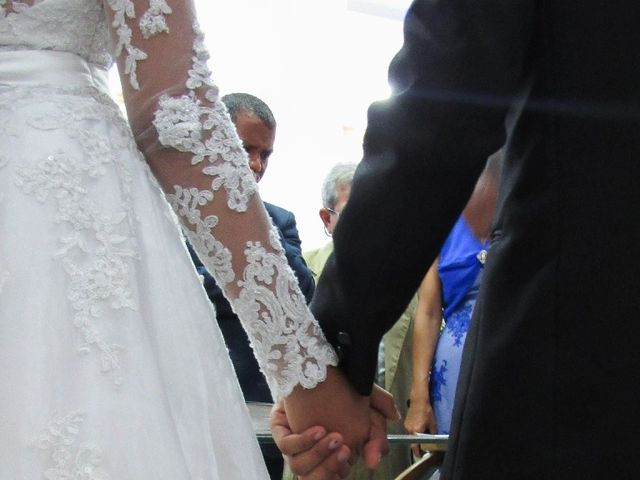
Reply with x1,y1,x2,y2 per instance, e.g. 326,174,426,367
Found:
189,93,314,480
285,2,640,479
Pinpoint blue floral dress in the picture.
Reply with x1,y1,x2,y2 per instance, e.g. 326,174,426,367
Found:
429,215,488,434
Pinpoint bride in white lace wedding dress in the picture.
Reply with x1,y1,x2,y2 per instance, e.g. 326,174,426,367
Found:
0,0,338,478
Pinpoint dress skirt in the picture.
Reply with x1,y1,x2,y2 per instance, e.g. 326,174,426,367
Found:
0,50,269,479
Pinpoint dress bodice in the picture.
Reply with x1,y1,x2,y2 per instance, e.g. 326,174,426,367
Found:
0,0,112,67
438,215,489,319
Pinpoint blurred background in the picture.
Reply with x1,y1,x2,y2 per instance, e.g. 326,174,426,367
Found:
111,0,412,250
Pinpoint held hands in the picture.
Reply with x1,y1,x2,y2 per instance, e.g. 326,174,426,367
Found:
272,366,400,479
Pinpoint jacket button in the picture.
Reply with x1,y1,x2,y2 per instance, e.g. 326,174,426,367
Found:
337,331,352,346
336,332,351,361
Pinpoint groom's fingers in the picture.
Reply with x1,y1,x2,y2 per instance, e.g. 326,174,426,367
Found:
370,384,400,421
289,433,352,478
276,426,327,456
298,444,352,480
271,406,351,478
361,408,391,470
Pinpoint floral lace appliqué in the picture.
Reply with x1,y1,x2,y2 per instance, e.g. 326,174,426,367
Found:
13,94,139,385
33,412,111,480
153,95,257,212
167,185,234,287
16,151,134,385
444,300,474,347
233,234,338,397
153,22,256,212
152,23,338,399
429,360,448,403
186,22,219,95
139,0,171,39
105,0,147,89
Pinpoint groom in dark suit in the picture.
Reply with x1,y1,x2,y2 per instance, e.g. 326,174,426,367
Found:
189,92,313,480
304,1,640,479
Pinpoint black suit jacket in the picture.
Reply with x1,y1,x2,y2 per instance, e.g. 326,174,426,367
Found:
189,202,314,403
311,2,640,479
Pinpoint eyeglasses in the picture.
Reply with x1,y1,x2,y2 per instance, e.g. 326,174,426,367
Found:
325,207,341,217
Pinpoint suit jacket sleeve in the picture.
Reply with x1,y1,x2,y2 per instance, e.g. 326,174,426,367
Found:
264,202,315,304
310,0,534,395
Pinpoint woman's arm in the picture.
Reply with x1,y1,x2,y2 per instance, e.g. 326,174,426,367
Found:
101,2,378,474
404,258,443,439
101,0,336,402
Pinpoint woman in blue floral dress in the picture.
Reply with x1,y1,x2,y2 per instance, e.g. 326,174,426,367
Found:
405,152,501,441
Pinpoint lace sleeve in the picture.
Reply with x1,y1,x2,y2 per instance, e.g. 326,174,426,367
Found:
101,0,337,400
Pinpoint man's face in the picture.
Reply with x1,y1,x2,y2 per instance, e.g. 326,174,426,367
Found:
234,112,275,183
322,183,351,236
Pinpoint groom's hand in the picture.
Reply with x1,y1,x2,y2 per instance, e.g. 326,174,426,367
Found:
362,385,399,468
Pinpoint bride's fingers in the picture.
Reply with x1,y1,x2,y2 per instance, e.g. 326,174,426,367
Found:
270,402,332,457
270,400,352,478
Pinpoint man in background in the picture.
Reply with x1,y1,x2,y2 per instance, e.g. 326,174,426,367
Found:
284,162,416,480
189,92,314,480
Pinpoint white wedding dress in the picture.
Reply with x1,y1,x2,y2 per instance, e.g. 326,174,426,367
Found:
0,1,337,478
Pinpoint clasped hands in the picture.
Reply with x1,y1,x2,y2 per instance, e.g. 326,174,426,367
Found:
270,366,399,480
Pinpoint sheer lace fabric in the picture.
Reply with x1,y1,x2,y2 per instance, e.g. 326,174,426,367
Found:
103,0,338,399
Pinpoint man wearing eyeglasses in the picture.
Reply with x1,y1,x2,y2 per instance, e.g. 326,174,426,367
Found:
303,163,355,281
290,162,416,480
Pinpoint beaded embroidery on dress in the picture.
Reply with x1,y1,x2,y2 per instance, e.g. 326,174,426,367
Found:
0,0,337,478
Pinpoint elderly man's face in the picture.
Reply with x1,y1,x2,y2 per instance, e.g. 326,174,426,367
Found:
322,183,351,236
234,112,275,183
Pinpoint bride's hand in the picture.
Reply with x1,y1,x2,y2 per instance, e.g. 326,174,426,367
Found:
270,400,351,479
283,366,371,463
